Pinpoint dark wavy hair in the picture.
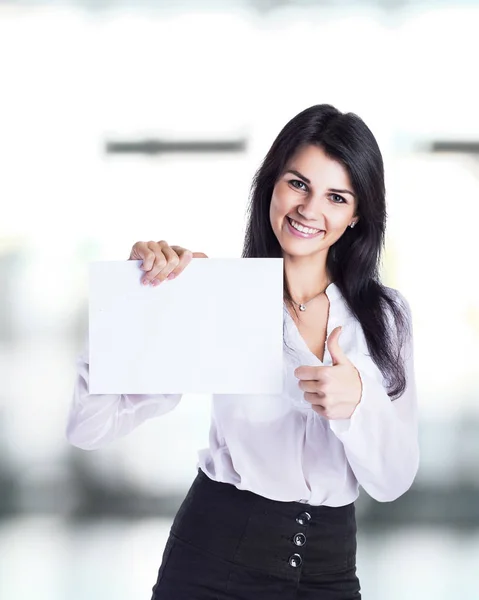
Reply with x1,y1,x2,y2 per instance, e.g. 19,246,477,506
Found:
242,104,410,399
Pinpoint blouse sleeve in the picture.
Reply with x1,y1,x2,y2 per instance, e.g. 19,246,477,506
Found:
328,291,419,502
66,340,182,450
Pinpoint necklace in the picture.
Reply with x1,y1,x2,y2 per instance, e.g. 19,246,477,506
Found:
291,289,327,312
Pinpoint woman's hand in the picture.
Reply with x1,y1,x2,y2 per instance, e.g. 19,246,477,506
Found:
294,327,362,419
129,241,208,286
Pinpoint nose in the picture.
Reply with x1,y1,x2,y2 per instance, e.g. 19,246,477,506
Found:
297,194,325,225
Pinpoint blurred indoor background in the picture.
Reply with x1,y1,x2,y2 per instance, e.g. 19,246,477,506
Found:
0,0,478,598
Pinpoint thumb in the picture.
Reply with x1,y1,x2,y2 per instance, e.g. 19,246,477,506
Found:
327,326,348,366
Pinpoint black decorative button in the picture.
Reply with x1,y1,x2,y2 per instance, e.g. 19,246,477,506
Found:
295,511,312,526
293,532,306,546
288,553,303,568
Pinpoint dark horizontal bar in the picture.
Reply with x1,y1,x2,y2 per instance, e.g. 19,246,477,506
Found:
431,141,479,154
105,139,247,155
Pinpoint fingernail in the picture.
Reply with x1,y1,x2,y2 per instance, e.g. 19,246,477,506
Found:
167,273,176,280
142,278,149,285
151,280,160,286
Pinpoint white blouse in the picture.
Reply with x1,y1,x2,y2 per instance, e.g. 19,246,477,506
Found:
66,283,419,506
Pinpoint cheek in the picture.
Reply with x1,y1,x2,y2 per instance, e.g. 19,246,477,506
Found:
271,186,295,217
270,190,284,223
327,207,355,232
269,193,277,223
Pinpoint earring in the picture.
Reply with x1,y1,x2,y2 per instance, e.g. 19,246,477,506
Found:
350,222,356,229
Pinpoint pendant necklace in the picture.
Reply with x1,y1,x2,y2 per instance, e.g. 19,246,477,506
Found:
291,288,327,312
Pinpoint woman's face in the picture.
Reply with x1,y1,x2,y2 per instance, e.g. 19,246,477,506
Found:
270,144,358,259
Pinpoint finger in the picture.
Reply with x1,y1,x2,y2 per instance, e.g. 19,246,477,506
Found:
298,379,325,394
142,242,168,284
170,246,208,260
327,326,349,366
294,366,321,381
164,247,193,280
312,404,328,417
163,247,208,281
129,241,156,271
152,243,181,283
303,392,326,407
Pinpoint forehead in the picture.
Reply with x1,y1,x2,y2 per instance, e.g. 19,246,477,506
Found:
286,145,352,189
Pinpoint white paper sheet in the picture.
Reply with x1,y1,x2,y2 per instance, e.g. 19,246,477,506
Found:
89,258,284,394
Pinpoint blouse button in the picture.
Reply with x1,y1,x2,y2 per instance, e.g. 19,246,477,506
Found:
288,553,303,568
295,511,312,526
293,533,306,546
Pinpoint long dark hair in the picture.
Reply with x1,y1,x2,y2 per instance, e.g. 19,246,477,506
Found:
242,104,409,399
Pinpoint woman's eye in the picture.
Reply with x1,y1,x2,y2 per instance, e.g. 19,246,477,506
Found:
330,193,346,204
289,179,307,191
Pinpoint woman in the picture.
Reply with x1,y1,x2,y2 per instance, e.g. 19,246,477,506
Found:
67,104,419,599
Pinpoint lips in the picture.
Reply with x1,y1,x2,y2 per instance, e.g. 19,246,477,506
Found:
286,216,325,238
288,217,321,233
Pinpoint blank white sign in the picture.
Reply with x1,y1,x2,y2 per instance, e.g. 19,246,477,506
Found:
89,258,284,394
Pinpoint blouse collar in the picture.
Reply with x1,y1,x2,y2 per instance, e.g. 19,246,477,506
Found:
282,282,351,364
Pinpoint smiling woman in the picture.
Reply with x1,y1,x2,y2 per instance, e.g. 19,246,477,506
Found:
270,147,357,249
67,104,419,600
244,104,408,399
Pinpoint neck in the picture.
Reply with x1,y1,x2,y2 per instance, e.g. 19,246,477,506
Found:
283,252,331,304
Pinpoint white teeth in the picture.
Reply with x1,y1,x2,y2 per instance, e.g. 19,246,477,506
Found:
289,218,321,235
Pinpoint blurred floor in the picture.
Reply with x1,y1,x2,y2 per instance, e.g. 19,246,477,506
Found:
0,517,478,600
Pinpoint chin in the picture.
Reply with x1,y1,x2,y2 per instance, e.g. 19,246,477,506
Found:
280,240,326,258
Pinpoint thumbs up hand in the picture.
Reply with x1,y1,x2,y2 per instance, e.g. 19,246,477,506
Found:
294,326,362,419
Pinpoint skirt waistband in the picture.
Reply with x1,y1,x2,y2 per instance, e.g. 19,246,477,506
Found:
170,469,357,582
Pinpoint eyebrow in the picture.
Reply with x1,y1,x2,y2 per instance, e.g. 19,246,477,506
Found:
286,169,311,184
330,188,356,198
285,169,356,198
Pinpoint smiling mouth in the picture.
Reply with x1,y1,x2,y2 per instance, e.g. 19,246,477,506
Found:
286,216,324,236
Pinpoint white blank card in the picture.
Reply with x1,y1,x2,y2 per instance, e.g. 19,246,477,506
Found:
89,258,284,394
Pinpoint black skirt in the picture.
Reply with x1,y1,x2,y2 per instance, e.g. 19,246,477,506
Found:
151,469,361,600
